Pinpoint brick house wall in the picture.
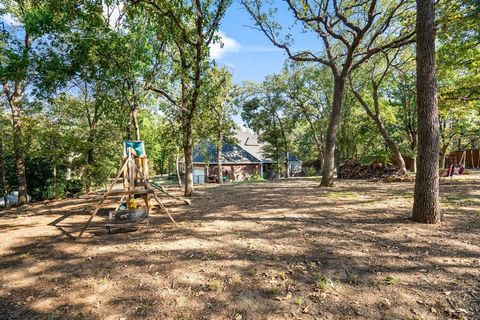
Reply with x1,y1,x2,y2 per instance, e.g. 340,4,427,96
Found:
209,164,260,181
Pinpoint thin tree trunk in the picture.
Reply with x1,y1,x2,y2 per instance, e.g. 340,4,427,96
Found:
183,121,194,196
275,145,280,180
302,113,324,171
10,101,28,204
66,153,73,181
412,0,441,223
131,105,141,140
410,138,417,173
2,31,30,205
217,130,223,184
351,83,407,174
320,76,345,187
0,135,8,207
285,151,290,178
85,122,97,193
440,143,449,169
374,117,407,174
175,152,182,188
53,164,57,192
273,110,290,178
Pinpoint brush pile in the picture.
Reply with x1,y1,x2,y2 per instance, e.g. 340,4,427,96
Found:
337,160,405,180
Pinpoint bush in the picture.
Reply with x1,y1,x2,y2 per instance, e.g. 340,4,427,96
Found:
43,180,66,199
249,173,263,181
65,179,85,195
306,167,317,176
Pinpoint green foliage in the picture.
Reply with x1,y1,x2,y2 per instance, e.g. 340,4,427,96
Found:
306,167,317,177
1,0,478,201
248,173,263,181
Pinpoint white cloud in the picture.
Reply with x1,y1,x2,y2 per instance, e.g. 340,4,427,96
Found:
210,31,240,60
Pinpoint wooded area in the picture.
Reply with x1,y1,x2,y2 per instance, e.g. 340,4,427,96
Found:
0,0,479,319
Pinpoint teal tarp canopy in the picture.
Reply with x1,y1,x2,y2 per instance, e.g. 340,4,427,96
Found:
123,140,146,158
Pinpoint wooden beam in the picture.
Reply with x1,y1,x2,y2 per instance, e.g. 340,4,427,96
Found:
105,190,154,196
76,197,107,239
77,159,130,239
151,191,177,224
134,163,177,225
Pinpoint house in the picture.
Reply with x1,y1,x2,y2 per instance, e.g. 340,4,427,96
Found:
192,142,262,183
190,128,303,184
235,127,303,178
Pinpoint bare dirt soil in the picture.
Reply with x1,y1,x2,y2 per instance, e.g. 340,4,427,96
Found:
0,175,479,320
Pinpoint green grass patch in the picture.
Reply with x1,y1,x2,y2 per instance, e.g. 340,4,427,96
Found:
314,275,334,292
383,276,400,285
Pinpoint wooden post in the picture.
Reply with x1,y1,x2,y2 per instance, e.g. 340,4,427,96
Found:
77,159,130,239
151,191,177,224
135,166,177,225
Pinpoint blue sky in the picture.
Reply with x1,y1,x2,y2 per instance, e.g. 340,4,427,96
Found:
211,1,322,84
1,1,322,85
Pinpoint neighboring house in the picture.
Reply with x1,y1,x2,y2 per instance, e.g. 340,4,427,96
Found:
235,127,303,178
188,128,303,184
192,142,262,183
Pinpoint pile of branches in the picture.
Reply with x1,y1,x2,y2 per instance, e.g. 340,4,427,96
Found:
337,160,405,180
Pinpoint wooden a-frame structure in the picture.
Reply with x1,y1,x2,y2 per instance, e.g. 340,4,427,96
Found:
77,142,177,239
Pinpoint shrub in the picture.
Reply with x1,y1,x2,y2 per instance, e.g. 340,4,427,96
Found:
65,179,85,195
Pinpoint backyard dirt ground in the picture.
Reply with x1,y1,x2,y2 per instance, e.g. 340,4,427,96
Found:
0,175,479,320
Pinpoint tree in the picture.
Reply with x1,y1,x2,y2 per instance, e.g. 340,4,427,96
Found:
240,76,294,178
242,0,415,186
387,58,418,171
349,51,407,174
135,0,231,196
436,0,480,168
0,0,77,203
411,0,441,223
198,66,235,184
0,2,33,204
282,64,332,172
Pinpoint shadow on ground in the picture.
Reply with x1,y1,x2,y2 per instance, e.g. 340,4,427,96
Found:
0,178,479,319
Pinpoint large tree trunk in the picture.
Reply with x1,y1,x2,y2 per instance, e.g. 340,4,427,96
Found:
183,121,194,197
320,76,345,187
412,0,441,224
10,101,28,204
217,130,223,184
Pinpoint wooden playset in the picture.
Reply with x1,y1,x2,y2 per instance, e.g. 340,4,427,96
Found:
77,141,177,239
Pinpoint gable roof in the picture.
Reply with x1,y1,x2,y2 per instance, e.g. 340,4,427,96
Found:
193,142,261,164
235,127,268,161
